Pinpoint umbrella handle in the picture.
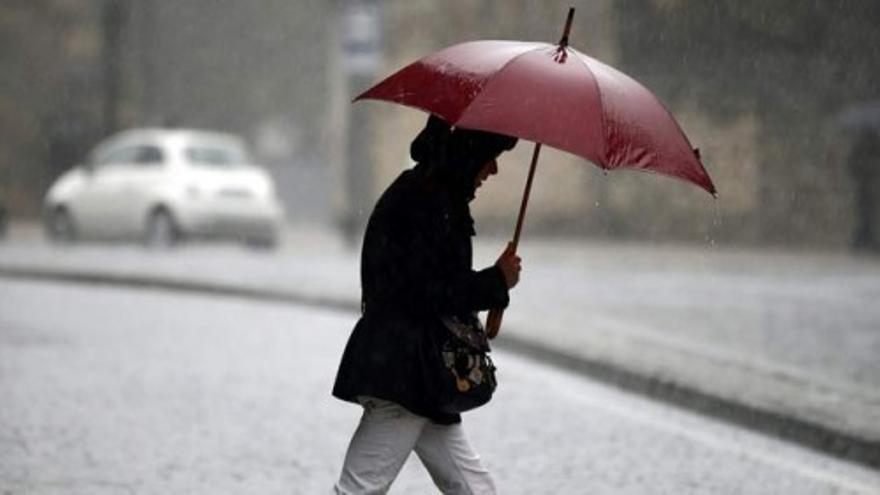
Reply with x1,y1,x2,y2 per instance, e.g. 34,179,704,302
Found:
486,308,504,339
486,142,543,340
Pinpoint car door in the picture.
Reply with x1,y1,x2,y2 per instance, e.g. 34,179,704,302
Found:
68,146,140,238
113,144,169,238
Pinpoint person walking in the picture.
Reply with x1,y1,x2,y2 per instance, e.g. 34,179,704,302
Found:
332,115,521,494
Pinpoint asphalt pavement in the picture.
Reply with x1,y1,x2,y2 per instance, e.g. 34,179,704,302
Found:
2,278,879,494
1,220,879,469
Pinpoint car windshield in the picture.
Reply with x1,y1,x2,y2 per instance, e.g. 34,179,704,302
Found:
185,145,249,167
90,144,165,168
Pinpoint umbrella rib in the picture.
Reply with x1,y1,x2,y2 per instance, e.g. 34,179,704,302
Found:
569,53,716,195
569,52,609,169
454,43,553,130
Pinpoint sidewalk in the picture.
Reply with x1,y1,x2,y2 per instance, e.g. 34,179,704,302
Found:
1,220,879,468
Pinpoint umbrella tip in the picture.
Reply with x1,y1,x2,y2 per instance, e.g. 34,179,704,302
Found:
559,7,575,47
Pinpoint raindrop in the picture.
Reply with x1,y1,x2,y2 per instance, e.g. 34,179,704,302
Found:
706,200,723,249
703,234,716,248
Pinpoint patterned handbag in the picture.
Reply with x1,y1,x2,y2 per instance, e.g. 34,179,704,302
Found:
431,313,497,414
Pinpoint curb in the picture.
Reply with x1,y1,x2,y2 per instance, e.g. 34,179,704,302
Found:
1,265,878,470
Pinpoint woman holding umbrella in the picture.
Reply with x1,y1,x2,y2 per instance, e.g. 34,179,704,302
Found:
332,115,521,494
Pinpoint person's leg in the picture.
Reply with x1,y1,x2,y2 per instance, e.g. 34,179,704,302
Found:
334,398,428,494
414,422,496,495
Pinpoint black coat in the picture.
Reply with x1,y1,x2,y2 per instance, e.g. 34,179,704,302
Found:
332,165,509,424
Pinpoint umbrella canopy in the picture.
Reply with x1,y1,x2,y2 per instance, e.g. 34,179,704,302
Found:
356,40,716,196
355,8,717,338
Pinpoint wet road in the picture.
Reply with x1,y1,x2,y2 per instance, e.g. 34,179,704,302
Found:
3,227,879,449
1,278,878,494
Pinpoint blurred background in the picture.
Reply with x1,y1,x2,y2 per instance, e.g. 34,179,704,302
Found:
2,1,880,492
1,0,878,249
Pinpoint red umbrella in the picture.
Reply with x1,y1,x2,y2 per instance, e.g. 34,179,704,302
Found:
355,8,716,337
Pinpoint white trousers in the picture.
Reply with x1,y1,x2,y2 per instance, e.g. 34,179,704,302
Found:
334,397,496,495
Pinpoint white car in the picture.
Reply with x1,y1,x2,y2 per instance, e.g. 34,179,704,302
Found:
44,128,284,248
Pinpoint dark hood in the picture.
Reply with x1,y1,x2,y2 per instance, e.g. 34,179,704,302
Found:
409,115,517,202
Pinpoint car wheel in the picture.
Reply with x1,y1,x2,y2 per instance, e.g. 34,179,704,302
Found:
46,207,76,244
144,209,180,248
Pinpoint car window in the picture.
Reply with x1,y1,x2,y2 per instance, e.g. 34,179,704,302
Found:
92,145,164,168
185,146,248,168
134,146,164,166
93,146,141,168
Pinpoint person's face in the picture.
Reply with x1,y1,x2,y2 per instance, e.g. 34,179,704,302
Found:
474,158,498,191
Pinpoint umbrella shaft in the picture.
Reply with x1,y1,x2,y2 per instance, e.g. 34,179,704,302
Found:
488,142,541,340
512,142,542,251
559,7,575,47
